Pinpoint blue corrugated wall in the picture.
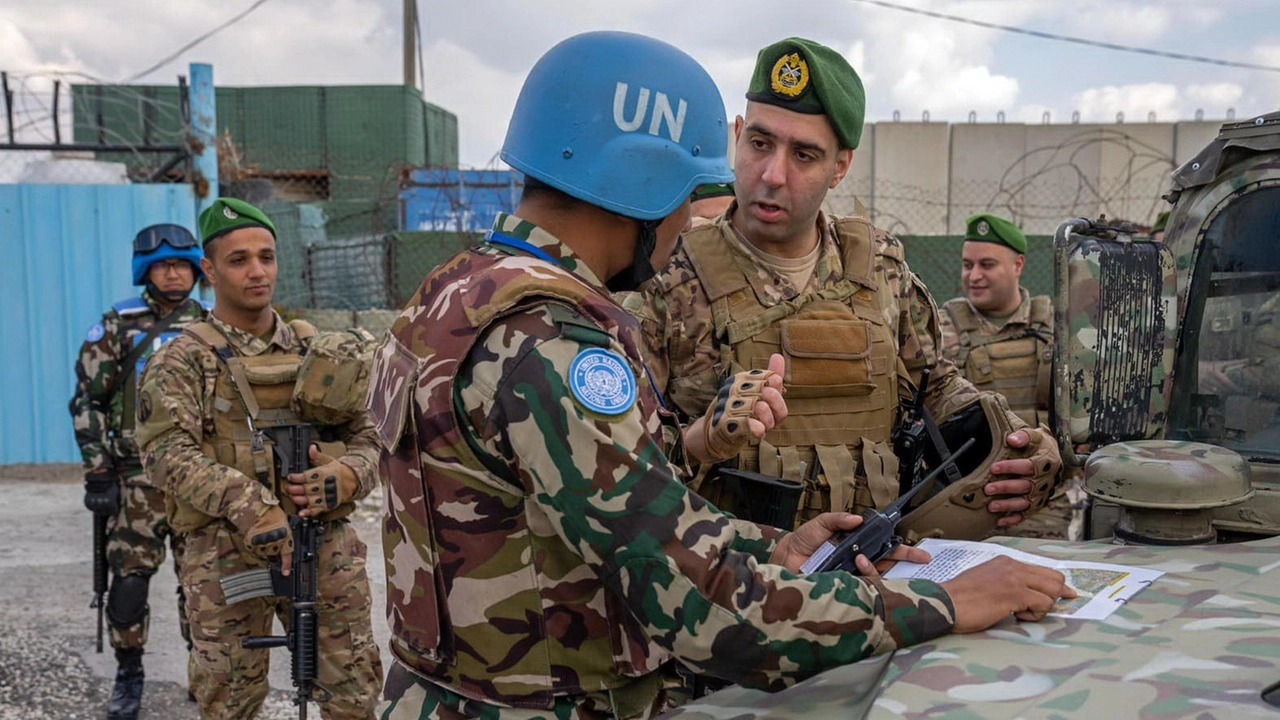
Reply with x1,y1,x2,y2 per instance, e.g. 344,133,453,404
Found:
0,184,197,464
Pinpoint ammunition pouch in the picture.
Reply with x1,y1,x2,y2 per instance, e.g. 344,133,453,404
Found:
292,328,376,426
899,393,1057,542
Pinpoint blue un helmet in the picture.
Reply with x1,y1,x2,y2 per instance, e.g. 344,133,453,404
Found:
501,31,734,221
131,223,204,286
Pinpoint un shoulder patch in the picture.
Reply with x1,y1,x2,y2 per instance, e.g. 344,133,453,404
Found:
568,348,637,416
86,323,106,343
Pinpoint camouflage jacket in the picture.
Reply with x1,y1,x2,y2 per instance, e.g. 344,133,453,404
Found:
135,311,379,526
69,291,209,475
637,208,993,427
369,213,956,715
938,289,1054,427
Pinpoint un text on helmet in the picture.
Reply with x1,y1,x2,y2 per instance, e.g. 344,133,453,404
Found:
613,83,687,144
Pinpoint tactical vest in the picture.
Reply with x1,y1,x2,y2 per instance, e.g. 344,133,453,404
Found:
111,297,208,466
681,217,903,524
372,248,669,712
942,296,1053,427
167,319,352,532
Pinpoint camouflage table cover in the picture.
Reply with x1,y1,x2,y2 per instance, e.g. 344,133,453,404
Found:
662,536,1280,719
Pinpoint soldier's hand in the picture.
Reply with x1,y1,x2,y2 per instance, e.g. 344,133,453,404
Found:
686,353,787,464
83,470,120,517
941,556,1076,632
226,485,294,575
243,505,294,572
771,512,862,572
286,445,359,517
985,426,1061,528
771,512,932,574
856,543,933,576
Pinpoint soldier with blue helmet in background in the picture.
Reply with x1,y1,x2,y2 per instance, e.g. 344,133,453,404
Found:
70,223,210,719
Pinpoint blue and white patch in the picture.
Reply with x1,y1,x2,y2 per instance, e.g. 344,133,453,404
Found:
85,323,106,343
568,348,636,416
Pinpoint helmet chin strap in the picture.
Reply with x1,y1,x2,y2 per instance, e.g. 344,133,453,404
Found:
606,218,662,293
145,281,194,306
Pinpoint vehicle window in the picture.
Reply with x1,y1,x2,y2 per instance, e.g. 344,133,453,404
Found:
1179,185,1280,459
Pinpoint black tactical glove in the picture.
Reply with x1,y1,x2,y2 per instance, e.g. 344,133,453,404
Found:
84,471,120,517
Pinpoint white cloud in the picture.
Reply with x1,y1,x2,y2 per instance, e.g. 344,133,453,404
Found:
1183,83,1245,111
1073,83,1179,123
856,1,1035,119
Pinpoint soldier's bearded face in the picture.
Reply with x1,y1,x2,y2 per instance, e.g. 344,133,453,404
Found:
201,227,278,314
730,103,851,252
961,241,1024,314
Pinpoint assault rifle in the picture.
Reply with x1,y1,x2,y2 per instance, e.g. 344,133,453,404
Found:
799,437,975,575
219,424,331,720
91,512,108,653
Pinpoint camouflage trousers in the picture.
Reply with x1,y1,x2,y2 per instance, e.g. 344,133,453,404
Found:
106,471,190,652
182,517,383,720
379,660,675,720
994,471,1085,541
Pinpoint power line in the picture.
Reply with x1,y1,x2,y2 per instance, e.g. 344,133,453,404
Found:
846,0,1280,73
124,0,275,83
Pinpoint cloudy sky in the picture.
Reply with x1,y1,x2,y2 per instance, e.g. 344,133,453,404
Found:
3,0,1279,167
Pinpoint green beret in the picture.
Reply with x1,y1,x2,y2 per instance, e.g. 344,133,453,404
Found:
964,213,1027,254
691,182,735,201
198,197,277,247
1151,210,1170,234
746,37,865,150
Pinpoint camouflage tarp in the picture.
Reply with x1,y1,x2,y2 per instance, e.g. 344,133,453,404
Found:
662,535,1280,718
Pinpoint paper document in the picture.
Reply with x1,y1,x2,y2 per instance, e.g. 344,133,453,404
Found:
882,538,1163,621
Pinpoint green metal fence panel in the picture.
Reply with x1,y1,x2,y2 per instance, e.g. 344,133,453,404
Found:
390,230,475,306
425,102,458,168
241,87,324,170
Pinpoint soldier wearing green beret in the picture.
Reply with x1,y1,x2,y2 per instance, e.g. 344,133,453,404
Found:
135,197,383,719
938,214,1078,540
634,38,1065,545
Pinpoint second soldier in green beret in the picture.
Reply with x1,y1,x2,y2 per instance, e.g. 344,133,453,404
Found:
135,197,384,719
633,38,1065,542
937,214,1078,540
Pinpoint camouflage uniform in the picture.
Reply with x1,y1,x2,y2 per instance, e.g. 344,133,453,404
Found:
372,214,957,720
136,312,383,720
70,289,208,651
938,290,1078,540
634,207,1030,525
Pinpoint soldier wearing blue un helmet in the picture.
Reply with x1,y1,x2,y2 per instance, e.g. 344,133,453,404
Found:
70,222,209,719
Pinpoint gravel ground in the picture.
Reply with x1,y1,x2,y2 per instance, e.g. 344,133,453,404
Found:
0,464,390,719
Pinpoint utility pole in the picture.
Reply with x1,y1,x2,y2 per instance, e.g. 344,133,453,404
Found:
403,0,416,89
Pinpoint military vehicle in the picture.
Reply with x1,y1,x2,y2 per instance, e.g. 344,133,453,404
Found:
1075,110,1280,543
659,111,1280,718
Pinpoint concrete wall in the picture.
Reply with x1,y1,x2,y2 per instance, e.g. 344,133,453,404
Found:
827,118,1229,236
